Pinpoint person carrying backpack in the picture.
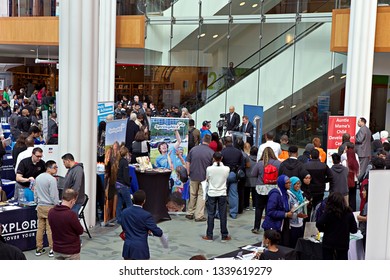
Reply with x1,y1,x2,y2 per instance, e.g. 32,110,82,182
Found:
251,147,281,234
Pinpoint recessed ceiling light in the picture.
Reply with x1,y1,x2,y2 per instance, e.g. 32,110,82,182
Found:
328,74,335,79
278,105,285,110
252,4,258,8
290,105,297,109
200,33,206,38
340,74,346,79
240,2,245,6
213,34,218,38
30,49,35,52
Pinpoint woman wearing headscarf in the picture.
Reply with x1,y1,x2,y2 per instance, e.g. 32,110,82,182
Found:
262,175,292,247
288,176,308,248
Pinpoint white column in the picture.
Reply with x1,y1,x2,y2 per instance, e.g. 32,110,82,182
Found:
344,0,378,125
59,0,98,227
0,0,8,16
385,80,390,133
98,0,117,102
366,170,390,259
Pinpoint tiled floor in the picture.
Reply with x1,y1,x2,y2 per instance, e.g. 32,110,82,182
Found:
23,209,263,260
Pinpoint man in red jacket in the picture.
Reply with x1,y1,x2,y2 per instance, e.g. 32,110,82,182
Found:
48,189,83,260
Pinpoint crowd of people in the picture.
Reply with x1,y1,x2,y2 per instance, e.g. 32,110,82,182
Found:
0,145,86,260
107,94,388,260
2,88,388,260
97,97,388,260
2,84,58,146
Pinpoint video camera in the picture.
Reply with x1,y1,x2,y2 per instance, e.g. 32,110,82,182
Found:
216,113,228,137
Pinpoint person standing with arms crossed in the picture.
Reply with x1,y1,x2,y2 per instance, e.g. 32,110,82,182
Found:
62,153,85,214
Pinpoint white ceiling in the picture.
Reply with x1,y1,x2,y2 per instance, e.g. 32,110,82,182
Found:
0,44,58,60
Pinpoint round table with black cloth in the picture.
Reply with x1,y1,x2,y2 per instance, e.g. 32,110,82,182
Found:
295,238,323,260
135,170,172,223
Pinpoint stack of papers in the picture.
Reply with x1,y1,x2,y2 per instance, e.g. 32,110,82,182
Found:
291,200,309,212
350,231,363,240
1,205,21,211
241,245,264,252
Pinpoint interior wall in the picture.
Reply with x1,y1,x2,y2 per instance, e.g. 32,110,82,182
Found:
371,87,388,132
374,53,390,75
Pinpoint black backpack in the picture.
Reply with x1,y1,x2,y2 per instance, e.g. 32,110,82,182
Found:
188,127,195,150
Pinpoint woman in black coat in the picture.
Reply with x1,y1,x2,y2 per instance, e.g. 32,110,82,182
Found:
316,192,357,260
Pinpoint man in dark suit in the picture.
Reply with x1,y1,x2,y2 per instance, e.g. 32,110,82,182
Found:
355,117,372,178
225,106,240,132
125,112,140,153
121,190,163,260
239,115,254,146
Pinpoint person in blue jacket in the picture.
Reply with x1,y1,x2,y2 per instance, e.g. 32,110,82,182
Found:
121,190,163,260
262,175,293,247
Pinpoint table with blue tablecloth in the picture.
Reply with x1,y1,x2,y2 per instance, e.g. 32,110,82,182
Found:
1,179,15,199
97,165,139,194
98,165,140,223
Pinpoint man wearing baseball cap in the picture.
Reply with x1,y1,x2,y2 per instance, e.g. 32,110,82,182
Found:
200,120,212,141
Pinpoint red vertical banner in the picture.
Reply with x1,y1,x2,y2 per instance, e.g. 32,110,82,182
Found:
327,116,357,167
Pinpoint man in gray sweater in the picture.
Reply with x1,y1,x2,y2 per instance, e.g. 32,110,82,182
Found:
34,160,60,257
62,153,85,214
329,153,349,206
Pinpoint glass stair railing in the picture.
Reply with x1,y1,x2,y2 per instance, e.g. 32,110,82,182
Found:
209,22,322,102
185,21,324,114
184,0,336,114
262,64,345,146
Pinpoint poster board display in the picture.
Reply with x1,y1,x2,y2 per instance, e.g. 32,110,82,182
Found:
97,101,114,126
326,116,356,167
103,119,127,224
243,105,263,147
150,117,189,213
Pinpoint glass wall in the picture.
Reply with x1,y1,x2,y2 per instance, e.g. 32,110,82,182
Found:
3,0,390,17
4,0,57,16
126,0,348,147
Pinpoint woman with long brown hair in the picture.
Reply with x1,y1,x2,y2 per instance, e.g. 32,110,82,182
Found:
250,147,281,234
104,145,120,223
342,143,360,210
